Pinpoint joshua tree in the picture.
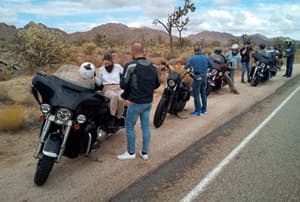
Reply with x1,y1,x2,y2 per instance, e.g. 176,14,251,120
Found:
153,0,195,56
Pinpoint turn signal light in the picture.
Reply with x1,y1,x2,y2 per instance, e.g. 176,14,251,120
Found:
39,115,46,122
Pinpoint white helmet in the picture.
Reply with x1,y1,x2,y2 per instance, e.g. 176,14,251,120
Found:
231,44,239,50
79,62,96,79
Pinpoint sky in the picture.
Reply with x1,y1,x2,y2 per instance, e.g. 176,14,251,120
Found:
1,0,300,40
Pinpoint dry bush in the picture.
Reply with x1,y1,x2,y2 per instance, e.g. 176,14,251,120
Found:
0,71,12,81
19,94,36,107
15,22,70,70
0,105,24,131
0,89,13,104
82,42,97,55
22,110,40,129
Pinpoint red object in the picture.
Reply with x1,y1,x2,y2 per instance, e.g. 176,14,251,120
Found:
39,115,46,122
73,124,81,130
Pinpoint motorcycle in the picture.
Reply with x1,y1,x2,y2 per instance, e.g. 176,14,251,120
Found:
31,64,124,186
206,54,231,96
250,52,278,87
153,62,197,128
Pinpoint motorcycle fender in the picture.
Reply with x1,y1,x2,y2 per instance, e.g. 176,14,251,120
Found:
42,133,61,158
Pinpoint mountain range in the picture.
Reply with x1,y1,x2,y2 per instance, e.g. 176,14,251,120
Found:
0,22,285,46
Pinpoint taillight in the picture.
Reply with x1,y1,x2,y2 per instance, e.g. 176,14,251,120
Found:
73,124,81,130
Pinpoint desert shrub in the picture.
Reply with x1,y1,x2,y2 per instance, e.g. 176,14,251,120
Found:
22,110,40,129
19,94,36,106
0,89,13,104
0,71,12,81
15,22,70,70
82,42,97,55
0,105,24,131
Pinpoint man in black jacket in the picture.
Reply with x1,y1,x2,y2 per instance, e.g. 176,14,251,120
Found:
118,43,160,160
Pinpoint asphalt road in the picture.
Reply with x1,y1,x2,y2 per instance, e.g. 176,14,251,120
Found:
111,76,300,201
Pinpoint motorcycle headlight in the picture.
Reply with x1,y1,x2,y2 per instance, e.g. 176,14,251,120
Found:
40,104,51,114
56,108,72,122
77,114,86,124
167,79,176,88
260,63,266,68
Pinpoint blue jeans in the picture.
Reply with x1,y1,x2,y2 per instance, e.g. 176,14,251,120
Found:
192,77,207,113
241,62,250,81
285,56,294,77
125,103,152,154
230,69,236,82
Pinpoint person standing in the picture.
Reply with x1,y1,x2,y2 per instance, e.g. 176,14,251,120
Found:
210,47,239,94
118,43,160,160
184,44,213,116
283,39,296,78
96,52,124,119
240,42,252,83
225,44,241,82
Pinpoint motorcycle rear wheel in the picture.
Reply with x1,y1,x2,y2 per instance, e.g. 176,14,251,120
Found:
153,98,168,128
34,155,55,186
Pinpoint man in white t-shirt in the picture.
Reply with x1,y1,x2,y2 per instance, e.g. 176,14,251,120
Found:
96,52,124,118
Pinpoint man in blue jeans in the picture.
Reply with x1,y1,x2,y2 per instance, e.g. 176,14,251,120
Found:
185,44,213,116
118,43,160,160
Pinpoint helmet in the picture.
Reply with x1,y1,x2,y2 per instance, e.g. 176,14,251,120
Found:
231,44,239,50
214,47,223,54
79,62,96,79
285,39,294,46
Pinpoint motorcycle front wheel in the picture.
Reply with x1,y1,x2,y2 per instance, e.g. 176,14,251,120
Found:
250,76,259,87
153,97,168,128
34,155,55,186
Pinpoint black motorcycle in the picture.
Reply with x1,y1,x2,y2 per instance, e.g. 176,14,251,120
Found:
206,55,231,96
31,65,124,186
153,62,196,128
250,52,277,86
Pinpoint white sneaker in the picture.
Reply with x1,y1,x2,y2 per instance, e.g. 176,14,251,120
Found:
117,151,136,160
139,151,149,160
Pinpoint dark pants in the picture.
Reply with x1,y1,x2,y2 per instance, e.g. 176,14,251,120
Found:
285,56,294,77
192,77,207,113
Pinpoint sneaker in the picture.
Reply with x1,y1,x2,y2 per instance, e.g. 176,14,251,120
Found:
190,111,201,116
202,110,208,114
241,80,246,83
117,151,136,160
139,151,149,160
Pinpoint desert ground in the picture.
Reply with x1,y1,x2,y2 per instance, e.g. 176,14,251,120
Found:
0,64,299,202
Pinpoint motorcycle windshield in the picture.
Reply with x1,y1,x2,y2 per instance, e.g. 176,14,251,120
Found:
54,65,95,89
33,65,97,110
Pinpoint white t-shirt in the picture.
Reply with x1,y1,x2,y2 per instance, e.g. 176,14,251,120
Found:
96,64,124,86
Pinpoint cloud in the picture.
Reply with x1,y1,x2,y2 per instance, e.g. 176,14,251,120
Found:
186,2,300,39
213,0,240,5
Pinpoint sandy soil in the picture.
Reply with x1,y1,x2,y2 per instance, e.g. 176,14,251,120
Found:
0,65,299,202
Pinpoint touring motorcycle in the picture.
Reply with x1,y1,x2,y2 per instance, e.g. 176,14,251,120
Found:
250,52,278,86
31,65,124,186
153,62,197,128
206,54,231,96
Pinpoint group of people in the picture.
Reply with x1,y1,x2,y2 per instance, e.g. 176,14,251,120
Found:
79,39,295,161
83,43,161,160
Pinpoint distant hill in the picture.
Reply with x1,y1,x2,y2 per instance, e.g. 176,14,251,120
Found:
69,23,170,42
188,31,236,45
0,22,296,47
0,23,17,41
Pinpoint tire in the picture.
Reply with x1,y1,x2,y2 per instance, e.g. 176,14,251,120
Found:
34,156,55,186
250,76,259,87
153,97,168,128
206,85,212,96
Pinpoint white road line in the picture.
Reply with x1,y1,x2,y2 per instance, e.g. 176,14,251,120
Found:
180,85,300,202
